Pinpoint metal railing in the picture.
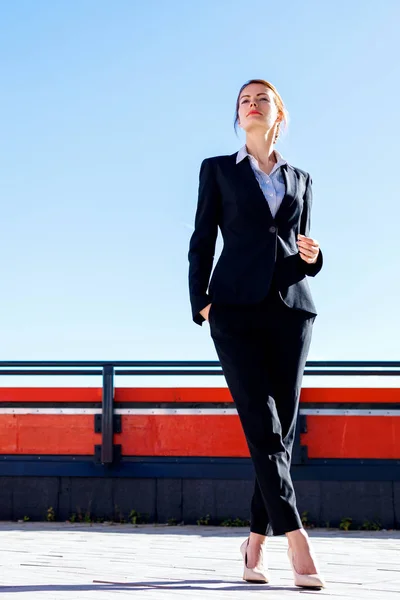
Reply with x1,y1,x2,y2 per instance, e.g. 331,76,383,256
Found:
0,360,399,465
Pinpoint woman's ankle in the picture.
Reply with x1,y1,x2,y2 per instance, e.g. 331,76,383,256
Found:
285,528,309,549
249,532,267,546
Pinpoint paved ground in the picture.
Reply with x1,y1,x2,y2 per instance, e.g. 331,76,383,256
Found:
0,523,399,599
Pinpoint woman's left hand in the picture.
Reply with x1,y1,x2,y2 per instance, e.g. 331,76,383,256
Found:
297,234,320,264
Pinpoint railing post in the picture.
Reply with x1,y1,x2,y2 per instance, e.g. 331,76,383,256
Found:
101,364,114,464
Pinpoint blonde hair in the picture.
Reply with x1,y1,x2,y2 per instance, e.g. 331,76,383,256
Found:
234,79,289,143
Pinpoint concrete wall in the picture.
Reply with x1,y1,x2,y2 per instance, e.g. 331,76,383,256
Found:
0,477,398,531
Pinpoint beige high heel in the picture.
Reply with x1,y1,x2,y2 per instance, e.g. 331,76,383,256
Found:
239,537,270,583
287,546,326,588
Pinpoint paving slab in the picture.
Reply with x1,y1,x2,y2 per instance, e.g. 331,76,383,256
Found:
0,523,399,599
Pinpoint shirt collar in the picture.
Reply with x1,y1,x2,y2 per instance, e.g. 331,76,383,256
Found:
236,144,293,174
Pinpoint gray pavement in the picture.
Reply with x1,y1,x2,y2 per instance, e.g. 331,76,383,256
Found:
0,523,399,599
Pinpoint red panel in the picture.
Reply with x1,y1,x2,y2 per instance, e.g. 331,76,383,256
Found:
0,388,398,459
0,387,397,405
116,414,400,459
115,415,249,457
0,415,100,454
301,416,400,458
0,388,102,403
115,388,233,403
301,388,400,404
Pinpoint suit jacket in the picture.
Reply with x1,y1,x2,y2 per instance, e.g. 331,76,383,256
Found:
188,152,323,326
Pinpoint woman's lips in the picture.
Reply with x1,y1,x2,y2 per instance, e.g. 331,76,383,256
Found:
248,111,262,115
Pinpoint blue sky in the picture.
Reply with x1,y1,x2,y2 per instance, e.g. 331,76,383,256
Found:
0,0,399,387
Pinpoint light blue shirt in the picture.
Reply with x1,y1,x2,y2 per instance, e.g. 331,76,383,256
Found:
236,145,292,218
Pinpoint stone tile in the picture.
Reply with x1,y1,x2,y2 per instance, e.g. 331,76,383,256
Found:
214,480,252,522
0,477,13,520
12,477,59,521
156,478,182,524
113,478,156,523
68,477,113,521
182,480,216,524
57,476,72,521
393,481,400,529
294,480,321,526
320,481,394,529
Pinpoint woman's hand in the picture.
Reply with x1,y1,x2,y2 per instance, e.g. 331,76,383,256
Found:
297,234,320,264
200,303,212,322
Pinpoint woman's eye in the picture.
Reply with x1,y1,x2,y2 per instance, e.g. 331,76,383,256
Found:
241,97,269,104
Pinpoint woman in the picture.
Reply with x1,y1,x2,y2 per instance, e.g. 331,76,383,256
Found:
188,79,326,589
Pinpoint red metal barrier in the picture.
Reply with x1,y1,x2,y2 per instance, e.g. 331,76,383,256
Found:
0,387,399,459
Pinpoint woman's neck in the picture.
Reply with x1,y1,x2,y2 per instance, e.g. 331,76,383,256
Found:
245,131,276,166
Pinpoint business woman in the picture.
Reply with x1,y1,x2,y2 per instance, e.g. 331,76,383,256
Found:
188,79,326,589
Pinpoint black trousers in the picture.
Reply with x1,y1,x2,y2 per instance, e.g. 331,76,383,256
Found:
208,277,315,536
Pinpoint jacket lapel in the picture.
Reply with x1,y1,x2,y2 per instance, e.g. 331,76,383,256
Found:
235,155,274,222
276,164,298,219
234,155,298,223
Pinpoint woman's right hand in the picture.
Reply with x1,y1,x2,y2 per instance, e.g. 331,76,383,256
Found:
200,303,212,322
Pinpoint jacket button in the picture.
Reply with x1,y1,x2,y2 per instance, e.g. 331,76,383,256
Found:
269,226,277,233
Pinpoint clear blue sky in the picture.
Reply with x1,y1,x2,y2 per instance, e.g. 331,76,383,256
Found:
0,0,399,388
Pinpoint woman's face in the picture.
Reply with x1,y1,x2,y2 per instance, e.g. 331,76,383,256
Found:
237,83,281,133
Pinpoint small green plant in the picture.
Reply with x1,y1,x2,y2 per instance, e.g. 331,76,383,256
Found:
114,505,126,524
196,514,211,526
301,510,309,527
167,517,178,526
220,517,250,527
301,510,315,529
83,511,91,523
360,520,382,531
23,515,30,522
339,517,353,531
75,506,92,523
69,513,77,523
46,507,56,522
325,521,330,528
74,500,93,523
127,509,149,525
129,509,140,524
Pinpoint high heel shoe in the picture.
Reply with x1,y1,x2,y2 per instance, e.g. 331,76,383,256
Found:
239,537,270,583
287,546,326,588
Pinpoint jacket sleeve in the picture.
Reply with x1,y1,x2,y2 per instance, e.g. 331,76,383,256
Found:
298,173,323,277
188,158,220,326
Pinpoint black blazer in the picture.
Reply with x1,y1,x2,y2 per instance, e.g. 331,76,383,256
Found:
188,152,323,326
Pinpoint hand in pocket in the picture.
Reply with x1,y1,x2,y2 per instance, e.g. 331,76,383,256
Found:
200,303,212,322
